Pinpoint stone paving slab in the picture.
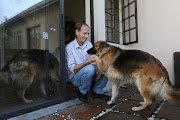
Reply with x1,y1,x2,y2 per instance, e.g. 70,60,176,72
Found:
156,101,180,120
41,99,110,120
96,112,146,120
113,99,159,118
163,99,180,106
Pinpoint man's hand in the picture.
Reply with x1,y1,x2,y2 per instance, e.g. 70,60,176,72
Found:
86,55,95,64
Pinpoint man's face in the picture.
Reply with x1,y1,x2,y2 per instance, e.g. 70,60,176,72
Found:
76,25,90,45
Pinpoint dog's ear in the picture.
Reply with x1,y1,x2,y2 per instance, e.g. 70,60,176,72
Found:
99,42,109,48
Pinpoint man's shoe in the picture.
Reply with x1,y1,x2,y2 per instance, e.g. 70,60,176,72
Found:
91,91,110,100
77,90,87,102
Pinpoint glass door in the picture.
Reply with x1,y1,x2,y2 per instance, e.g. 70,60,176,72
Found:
0,0,65,119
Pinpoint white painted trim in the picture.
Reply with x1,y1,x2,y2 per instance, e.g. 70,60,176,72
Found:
94,0,106,42
85,0,91,42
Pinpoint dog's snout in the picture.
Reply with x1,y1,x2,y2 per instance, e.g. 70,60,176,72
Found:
87,47,97,54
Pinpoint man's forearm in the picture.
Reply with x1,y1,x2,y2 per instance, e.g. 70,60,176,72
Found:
74,55,95,73
74,61,89,73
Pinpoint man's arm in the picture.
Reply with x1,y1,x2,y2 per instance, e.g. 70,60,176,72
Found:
74,55,95,73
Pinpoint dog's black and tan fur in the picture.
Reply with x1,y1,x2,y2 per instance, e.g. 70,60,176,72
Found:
88,41,180,111
0,49,60,103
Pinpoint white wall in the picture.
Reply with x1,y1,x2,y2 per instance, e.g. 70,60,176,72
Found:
94,0,180,85
94,0,106,41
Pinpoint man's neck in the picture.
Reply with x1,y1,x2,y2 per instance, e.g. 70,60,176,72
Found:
77,39,84,46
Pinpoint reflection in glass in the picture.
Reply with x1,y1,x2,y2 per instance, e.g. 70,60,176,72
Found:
0,0,62,118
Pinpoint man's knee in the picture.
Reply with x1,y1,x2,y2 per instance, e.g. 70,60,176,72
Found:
83,65,95,76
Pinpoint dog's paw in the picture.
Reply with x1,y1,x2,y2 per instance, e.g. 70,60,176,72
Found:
132,107,140,111
91,55,98,59
107,101,113,105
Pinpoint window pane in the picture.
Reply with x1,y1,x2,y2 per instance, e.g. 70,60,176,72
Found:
125,31,129,43
130,16,136,29
106,27,113,41
124,0,129,6
129,0,135,3
130,29,136,42
124,7,129,19
120,32,123,44
129,2,135,16
124,19,129,31
115,32,120,44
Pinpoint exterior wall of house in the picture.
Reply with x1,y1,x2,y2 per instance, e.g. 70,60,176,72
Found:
94,0,180,87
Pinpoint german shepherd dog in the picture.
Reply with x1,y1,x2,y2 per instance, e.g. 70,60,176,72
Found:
87,41,180,111
0,49,60,103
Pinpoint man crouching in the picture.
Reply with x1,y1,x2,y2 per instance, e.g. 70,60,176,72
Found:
65,22,110,102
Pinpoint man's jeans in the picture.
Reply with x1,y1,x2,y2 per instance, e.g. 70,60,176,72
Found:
70,64,108,94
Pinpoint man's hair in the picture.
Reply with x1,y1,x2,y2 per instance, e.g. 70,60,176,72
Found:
75,22,90,31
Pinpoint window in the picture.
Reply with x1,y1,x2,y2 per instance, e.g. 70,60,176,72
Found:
105,0,138,45
13,32,23,49
28,25,40,49
2,27,13,49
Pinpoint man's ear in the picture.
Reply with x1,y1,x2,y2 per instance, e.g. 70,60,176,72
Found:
75,29,79,36
99,42,109,48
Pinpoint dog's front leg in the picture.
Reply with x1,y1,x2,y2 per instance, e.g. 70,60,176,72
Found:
107,83,119,105
92,55,107,73
18,89,33,103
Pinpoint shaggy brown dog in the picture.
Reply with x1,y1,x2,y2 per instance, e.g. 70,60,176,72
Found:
88,41,180,111
0,49,60,103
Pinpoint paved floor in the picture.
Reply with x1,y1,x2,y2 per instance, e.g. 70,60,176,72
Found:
38,85,180,120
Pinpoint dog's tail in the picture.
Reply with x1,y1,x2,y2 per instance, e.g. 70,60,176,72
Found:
162,78,180,102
